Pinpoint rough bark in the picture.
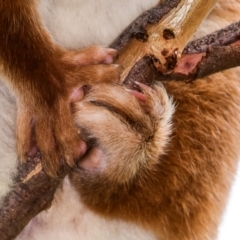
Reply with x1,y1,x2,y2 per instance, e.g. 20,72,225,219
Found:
0,157,63,240
112,0,218,81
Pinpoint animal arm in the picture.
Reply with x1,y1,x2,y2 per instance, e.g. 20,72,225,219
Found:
0,0,120,178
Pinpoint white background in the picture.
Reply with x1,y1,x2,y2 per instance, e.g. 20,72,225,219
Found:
218,163,240,240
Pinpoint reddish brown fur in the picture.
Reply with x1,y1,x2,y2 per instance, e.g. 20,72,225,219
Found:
70,71,240,240
0,0,120,177
1,0,240,239
68,2,240,238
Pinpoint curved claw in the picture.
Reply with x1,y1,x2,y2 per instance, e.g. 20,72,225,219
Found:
133,81,151,92
125,89,147,101
125,82,154,114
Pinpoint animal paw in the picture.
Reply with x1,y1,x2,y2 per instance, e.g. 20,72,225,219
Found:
71,82,174,183
16,46,121,177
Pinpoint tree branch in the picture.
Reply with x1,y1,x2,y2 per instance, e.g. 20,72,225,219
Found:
164,42,240,81
183,20,240,54
166,20,240,81
112,0,218,81
118,21,240,85
0,156,62,240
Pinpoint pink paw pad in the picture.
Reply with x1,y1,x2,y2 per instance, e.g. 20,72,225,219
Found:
70,85,91,103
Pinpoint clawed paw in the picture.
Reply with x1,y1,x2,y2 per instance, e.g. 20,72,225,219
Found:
16,46,121,177
16,99,88,177
126,81,155,114
71,81,174,183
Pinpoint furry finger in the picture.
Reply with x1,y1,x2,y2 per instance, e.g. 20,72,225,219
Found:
65,46,118,66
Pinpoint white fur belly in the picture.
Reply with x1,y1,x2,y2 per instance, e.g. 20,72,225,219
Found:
16,177,157,240
0,77,18,201
37,0,160,49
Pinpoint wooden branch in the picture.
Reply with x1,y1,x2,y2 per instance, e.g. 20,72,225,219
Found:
0,156,62,240
163,41,240,81
1,1,239,239
119,20,240,84
111,0,218,81
166,20,240,80
183,20,240,54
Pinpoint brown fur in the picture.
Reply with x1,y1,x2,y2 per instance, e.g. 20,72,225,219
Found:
70,69,240,240
67,1,240,240
0,0,120,177
1,0,240,239
67,2,240,238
